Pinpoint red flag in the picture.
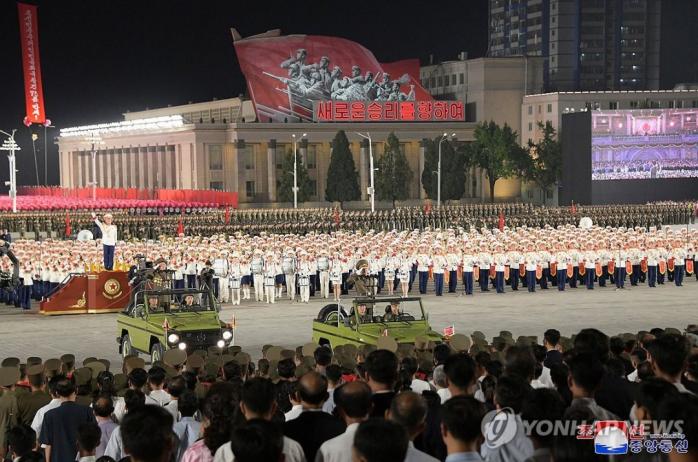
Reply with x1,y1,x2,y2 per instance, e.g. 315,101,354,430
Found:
498,211,505,231
162,318,171,330
17,3,47,126
425,202,431,215
64,212,71,237
443,325,455,337
382,328,389,337
570,201,577,215
333,209,340,226
176,217,184,235
224,207,230,225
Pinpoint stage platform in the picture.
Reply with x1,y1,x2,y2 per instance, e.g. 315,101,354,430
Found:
1,279,696,367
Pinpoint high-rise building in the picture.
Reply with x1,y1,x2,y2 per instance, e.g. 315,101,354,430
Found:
488,0,661,91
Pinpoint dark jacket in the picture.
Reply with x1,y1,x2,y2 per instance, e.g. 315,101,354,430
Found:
284,410,345,461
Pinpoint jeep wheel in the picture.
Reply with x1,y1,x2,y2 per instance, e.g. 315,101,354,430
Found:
150,342,164,363
121,335,137,358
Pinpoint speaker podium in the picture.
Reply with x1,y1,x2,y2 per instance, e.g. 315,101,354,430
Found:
39,271,131,315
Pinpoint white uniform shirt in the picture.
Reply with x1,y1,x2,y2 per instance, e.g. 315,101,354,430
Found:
95,219,117,246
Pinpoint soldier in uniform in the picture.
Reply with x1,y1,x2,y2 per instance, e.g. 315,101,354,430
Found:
0,366,20,460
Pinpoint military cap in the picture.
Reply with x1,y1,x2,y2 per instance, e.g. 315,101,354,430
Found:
280,349,294,360
113,373,128,391
26,365,44,380
397,343,415,358
336,353,357,370
85,361,106,376
163,349,187,367
219,354,235,366
664,327,681,336
266,346,283,362
186,354,205,370
82,357,98,366
74,367,93,386
44,359,62,373
295,364,312,378
343,344,358,359
1,358,20,368
360,344,376,357
376,336,398,353
417,352,434,373
98,359,111,372
228,346,242,355
449,334,471,352
60,354,76,368
234,352,251,367
302,342,317,358
262,345,273,355
124,356,146,372
619,333,636,343
499,330,513,339
414,336,429,351
471,331,486,341
204,362,219,378
333,345,345,358
163,365,178,378
0,367,20,387
26,357,42,367
193,349,208,359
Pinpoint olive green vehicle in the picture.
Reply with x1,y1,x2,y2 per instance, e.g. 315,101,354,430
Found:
117,288,233,362
312,296,443,349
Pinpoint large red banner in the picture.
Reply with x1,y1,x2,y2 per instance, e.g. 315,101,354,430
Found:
233,31,433,123
18,3,47,126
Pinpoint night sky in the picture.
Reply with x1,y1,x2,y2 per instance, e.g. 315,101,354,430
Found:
0,0,692,189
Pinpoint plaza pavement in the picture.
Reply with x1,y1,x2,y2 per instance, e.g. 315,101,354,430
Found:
0,279,696,366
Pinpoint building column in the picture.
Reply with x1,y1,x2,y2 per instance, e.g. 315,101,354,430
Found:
267,139,277,202
360,139,368,201
299,138,308,166
228,139,244,199
419,139,427,199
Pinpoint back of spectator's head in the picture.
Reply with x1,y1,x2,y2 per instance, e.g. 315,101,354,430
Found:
202,382,239,453
123,389,146,413
485,360,503,379
609,337,625,356
314,346,333,367
440,396,485,446
544,329,561,347
504,346,537,382
566,353,605,395
634,377,680,421
630,348,647,365
147,366,166,387
96,371,115,395
687,353,698,381
121,405,174,462
388,391,428,437
432,365,448,389
181,371,197,391
277,358,296,379
54,375,76,398
656,393,698,457
167,375,186,398
96,457,116,462
365,350,398,387
325,363,342,385
353,419,409,462
47,374,65,397
229,419,284,462
554,406,605,462
77,422,102,455
256,358,270,377
128,368,148,389
7,424,36,458
606,358,626,379
494,374,532,413
177,390,199,418
520,388,566,447
637,361,655,381
298,371,328,405
433,344,451,365
334,380,372,419
223,360,242,382
645,333,690,379
444,353,477,391
240,377,276,418
574,328,610,363
92,392,114,418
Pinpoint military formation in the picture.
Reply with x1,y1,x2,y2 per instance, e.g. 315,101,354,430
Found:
0,201,695,240
2,221,696,310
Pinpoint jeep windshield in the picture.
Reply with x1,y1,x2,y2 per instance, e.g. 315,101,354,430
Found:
353,298,424,324
142,289,216,314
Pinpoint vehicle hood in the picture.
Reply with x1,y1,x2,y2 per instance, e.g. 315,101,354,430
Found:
358,322,442,342
146,312,222,331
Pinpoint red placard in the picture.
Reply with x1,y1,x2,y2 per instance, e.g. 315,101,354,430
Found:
17,3,47,126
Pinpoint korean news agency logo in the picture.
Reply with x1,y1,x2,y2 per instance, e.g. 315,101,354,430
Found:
481,408,518,449
577,420,688,456
594,421,629,455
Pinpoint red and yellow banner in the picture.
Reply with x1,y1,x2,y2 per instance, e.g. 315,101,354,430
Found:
18,3,47,125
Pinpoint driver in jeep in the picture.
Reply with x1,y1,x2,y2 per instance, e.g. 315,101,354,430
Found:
383,301,402,322
350,303,373,324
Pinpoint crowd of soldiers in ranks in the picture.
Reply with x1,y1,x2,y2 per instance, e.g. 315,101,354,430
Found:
0,201,695,240
1,325,698,461
2,221,697,311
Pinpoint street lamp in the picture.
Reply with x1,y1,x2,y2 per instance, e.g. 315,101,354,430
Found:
354,132,375,213
84,132,104,201
437,132,457,208
0,129,20,213
291,133,306,209
43,123,55,186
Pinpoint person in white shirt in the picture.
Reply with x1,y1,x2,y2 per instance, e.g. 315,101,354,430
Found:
400,357,431,395
214,377,305,462
316,381,371,462
92,213,117,270
386,391,439,462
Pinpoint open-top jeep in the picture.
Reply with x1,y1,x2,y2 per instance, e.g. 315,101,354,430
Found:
312,296,442,349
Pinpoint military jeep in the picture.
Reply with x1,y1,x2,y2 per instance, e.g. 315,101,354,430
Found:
116,287,233,362
312,296,443,349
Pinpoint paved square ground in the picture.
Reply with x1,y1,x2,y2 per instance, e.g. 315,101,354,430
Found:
1,279,696,367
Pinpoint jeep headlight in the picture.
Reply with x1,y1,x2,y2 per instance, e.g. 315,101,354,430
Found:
178,342,187,351
222,330,233,341
217,339,226,349
167,333,180,345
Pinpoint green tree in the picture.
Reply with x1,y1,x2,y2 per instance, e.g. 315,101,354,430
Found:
467,121,530,203
375,132,413,206
421,137,468,201
277,149,313,203
527,121,562,202
325,130,361,203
